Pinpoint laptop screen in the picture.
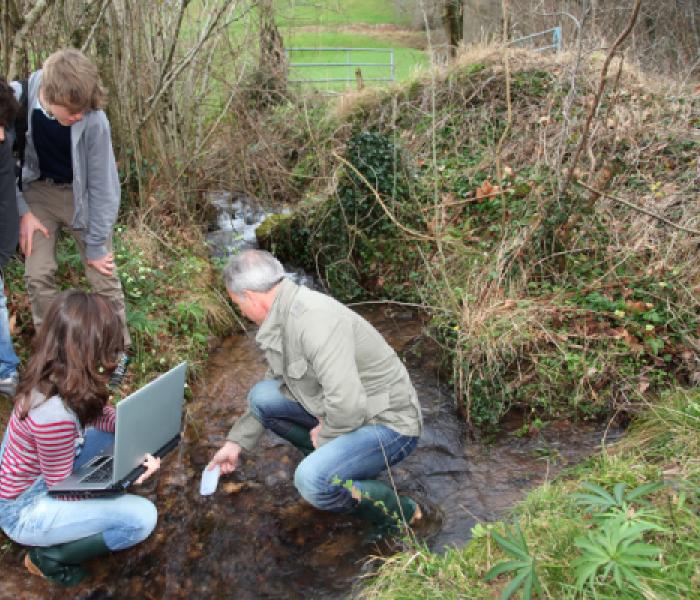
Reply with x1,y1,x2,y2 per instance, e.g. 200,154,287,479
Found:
113,362,187,482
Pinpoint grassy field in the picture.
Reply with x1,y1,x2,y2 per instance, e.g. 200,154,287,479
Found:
280,0,426,91
250,43,700,597
276,0,413,27
216,0,429,92
285,33,428,92
361,387,700,599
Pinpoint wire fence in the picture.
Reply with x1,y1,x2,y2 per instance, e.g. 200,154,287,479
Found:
286,26,561,92
286,47,395,89
511,27,563,53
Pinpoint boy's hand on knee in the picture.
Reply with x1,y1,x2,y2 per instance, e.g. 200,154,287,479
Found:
209,441,241,475
87,252,116,276
19,212,49,257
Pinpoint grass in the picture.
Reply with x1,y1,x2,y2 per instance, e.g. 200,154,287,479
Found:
281,0,427,91
260,47,699,428
286,32,429,92
360,387,700,599
276,0,413,27
249,49,699,598
216,0,429,94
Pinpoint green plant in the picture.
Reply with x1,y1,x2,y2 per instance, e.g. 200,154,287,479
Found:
269,129,427,302
572,520,663,592
569,481,667,593
572,481,665,525
484,523,542,600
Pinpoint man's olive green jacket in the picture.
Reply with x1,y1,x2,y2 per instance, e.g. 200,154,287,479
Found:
227,279,423,451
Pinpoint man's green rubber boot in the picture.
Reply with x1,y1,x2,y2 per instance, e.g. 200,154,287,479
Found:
350,479,417,537
25,532,111,587
278,423,315,456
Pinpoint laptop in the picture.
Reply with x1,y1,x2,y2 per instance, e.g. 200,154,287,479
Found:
48,362,187,498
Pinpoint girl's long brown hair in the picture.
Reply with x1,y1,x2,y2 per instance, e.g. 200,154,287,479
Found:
16,290,124,425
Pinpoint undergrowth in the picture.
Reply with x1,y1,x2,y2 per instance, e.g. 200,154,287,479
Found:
259,48,699,430
1,216,233,412
359,387,700,599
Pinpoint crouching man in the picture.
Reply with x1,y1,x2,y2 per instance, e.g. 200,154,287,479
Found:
208,249,424,536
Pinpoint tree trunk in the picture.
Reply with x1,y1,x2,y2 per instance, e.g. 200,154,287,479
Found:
4,0,56,79
257,0,286,101
442,0,464,57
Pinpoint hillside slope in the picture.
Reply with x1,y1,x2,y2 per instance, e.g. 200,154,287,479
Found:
259,46,699,431
259,47,699,600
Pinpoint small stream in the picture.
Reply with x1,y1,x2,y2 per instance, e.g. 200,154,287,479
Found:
0,193,616,599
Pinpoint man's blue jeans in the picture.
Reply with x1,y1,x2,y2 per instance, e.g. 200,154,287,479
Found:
249,379,419,513
0,428,157,550
0,272,19,380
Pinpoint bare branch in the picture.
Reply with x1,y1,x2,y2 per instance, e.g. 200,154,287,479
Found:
139,0,238,127
559,0,643,197
148,0,190,108
575,180,700,236
331,151,436,242
8,0,56,79
80,0,113,53
495,0,512,181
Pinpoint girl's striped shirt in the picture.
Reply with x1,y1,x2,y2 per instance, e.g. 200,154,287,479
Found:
0,393,115,500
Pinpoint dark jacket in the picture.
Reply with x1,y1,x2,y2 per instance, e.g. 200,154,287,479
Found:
0,126,18,271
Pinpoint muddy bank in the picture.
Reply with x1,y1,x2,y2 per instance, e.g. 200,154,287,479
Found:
0,306,615,599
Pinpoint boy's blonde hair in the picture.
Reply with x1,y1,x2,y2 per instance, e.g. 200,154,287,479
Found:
41,48,107,112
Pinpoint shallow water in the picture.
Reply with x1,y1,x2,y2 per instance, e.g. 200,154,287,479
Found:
0,306,615,599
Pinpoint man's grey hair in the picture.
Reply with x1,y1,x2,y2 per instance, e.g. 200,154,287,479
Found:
223,249,286,295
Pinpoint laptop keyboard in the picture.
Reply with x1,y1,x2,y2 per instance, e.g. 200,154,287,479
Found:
81,459,114,484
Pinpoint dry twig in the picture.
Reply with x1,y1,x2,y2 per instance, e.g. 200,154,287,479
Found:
560,0,643,197
575,180,700,236
331,151,436,242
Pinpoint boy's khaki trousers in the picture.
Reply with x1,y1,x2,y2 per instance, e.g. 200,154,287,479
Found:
23,180,131,345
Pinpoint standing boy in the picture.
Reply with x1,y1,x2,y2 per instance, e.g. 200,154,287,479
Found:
0,78,20,397
13,48,130,350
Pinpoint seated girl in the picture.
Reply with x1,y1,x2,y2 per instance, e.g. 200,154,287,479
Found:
0,290,160,586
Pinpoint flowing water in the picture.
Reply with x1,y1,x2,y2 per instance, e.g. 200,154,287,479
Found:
0,307,616,600
0,193,617,599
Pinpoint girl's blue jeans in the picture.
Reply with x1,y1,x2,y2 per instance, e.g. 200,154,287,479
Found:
0,272,19,380
0,428,157,551
249,379,419,513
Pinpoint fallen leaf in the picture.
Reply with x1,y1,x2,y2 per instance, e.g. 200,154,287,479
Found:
476,181,502,201
222,482,246,494
637,379,650,394
625,301,648,313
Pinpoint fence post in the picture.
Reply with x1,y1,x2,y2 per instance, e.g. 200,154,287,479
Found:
553,26,562,52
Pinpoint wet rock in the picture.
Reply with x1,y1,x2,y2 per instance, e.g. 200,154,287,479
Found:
265,469,290,487
163,471,189,487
